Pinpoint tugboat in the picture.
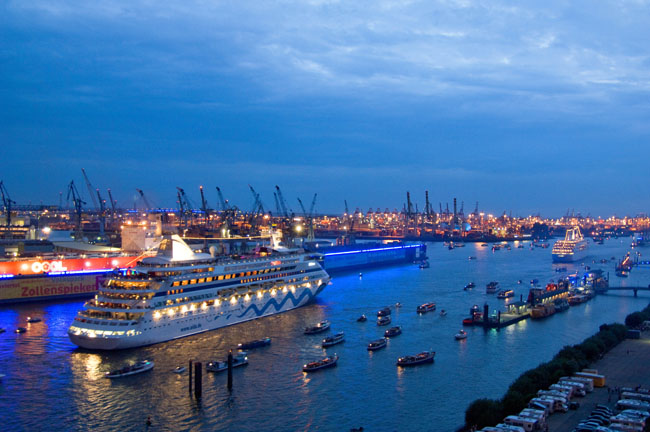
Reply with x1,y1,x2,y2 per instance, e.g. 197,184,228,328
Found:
304,320,331,335
464,282,475,290
384,326,402,338
322,332,345,348
105,360,154,379
356,314,367,322
238,337,271,350
206,353,248,372
416,302,436,314
396,351,435,367
367,338,387,351
454,330,468,340
377,307,391,317
302,355,338,372
377,315,392,326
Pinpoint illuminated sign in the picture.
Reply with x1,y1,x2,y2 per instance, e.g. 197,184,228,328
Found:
31,260,68,274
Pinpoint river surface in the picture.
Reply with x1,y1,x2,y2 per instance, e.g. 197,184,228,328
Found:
1,238,649,431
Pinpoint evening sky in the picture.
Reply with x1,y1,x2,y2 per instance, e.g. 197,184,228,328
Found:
2,1,650,217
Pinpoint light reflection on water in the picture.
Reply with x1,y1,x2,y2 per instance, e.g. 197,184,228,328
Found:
0,238,649,431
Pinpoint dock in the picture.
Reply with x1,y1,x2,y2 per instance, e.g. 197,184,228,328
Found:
480,303,530,329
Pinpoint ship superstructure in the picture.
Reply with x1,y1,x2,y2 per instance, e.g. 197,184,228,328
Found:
551,227,589,263
68,235,330,350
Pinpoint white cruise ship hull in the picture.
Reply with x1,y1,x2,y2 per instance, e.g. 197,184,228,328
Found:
70,282,326,350
551,242,589,263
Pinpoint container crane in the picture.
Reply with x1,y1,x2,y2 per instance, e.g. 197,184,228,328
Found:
199,186,210,229
215,187,233,237
107,189,117,216
81,168,100,211
0,181,16,238
66,180,86,237
96,189,106,239
135,189,151,211
297,193,317,241
176,187,195,229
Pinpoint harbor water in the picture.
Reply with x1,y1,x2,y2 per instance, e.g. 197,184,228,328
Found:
1,239,649,431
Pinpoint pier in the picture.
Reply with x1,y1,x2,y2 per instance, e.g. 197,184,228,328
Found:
595,286,650,297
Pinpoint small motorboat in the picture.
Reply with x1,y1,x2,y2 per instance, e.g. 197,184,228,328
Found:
395,302,402,308
416,302,436,313
304,320,330,334
0,328,6,334
238,337,271,350
468,256,477,260
419,261,430,269
439,310,447,317
377,315,391,326
377,307,391,317
486,281,499,294
396,351,435,367
384,326,402,338
15,327,27,334
464,282,475,290
455,330,468,340
26,317,42,323
356,314,367,322
206,353,248,372
302,355,338,372
322,332,345,348
105,360,154,379
496,289,514,299
367,338,387,351
173,366,186,374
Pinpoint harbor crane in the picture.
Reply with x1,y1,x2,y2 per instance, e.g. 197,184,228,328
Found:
341,200,356,245
66,180,86,237
215,187,234,237
247,185,265,235
81,168,100,211
199,186,210,229
0,181,16,238
274,185,291,219
135,189,151,210
96,189,106,239
107,189,117,217
176,187,195,229
297,193,317,241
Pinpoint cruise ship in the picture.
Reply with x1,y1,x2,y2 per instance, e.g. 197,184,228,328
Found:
68,235,330,350
551,227,589,263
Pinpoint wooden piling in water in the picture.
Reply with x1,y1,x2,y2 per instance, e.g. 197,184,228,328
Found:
194,362,202,399
189,360,193,393
227,350,233,391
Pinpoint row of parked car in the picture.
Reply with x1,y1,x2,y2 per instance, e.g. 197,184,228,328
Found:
477,374,595,432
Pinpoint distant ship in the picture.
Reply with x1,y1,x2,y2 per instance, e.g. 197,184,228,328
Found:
551,227,589,263
68,235,330,350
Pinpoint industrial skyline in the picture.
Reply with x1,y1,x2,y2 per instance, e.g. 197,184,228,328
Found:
2,1,650,215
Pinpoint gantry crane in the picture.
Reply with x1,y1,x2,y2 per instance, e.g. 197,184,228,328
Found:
81,168,100,211
0,181,16,238
66,180,86,237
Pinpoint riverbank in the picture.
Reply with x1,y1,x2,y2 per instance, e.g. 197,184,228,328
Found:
548,329,650,431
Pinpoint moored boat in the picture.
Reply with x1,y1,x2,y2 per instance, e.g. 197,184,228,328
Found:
486,282,499,294
454,330,468,340
530,303,556,319
377,307,391,317
367,338,387,351
496,289,514,299
322,332,345,348
304,320,331,335
416,302,436,313
206,353,248,372
238,337,271,350
302,355,338,372
377,315,392,326
105,360,154,379
396,351,435,366
553,298,570,312
419,260,430,269
384,326,402,338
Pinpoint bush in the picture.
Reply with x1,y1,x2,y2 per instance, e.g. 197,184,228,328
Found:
502,390,528,415
626,311,648,328
465,398,503,429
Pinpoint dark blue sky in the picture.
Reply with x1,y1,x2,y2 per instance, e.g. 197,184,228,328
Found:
2,1,650,217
